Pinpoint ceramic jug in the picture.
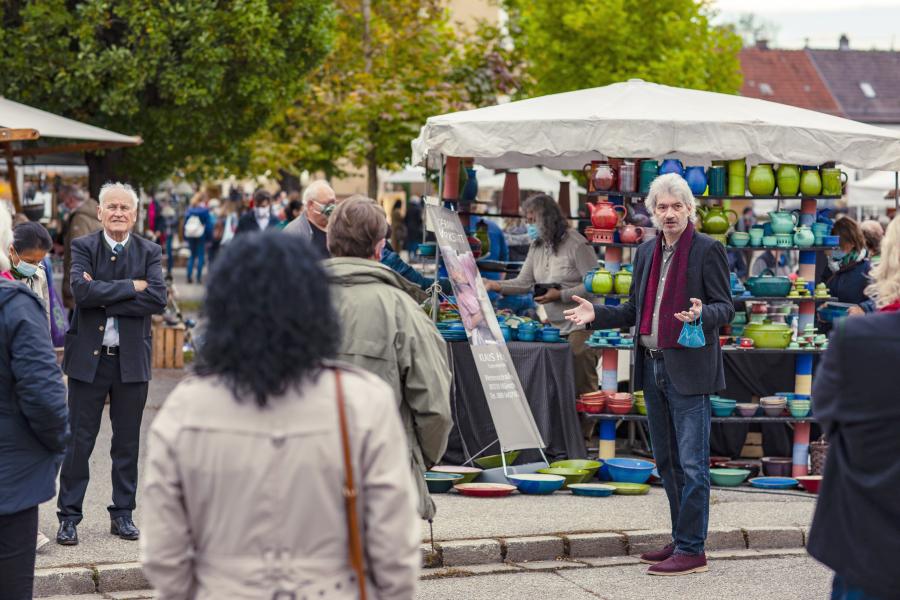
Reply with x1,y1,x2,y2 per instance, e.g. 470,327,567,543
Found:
800,167,822,196
727,158,746,195
618,161,638,193
768,210,799,234
659,159,684,178
793,225,815,248
584,269,614,295
708,166,727,196
684,166,708,195
639,160,659,194
820,168,847,196
587,201,627,230
748,164,776,196
614,270,633,295
583,161,615,192
696,205,738,234
462,166,479,201
776,164,800,196
619,224,644,244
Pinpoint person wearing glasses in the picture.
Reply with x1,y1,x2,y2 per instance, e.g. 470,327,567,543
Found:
284,179,337,258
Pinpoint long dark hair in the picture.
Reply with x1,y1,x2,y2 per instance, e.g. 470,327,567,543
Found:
523,193,568,252
195,232,339,407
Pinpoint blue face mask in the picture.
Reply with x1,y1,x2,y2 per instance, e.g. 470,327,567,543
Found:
14,258,39,278
831,249,846,261
526,224,539,241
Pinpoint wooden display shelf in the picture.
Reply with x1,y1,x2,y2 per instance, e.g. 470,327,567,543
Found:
586,191,841,201
722,346,826,355
589,241,642,248
731,295,836,303
728,245,838,252
583,413,817,424
151,322,185,369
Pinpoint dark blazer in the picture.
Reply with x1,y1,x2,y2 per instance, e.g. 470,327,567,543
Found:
0,280,69,515
590,231,734,395
63,231,167,384
807,311,900,599
235,212,279,234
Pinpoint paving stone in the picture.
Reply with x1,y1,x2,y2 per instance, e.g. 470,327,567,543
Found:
438,539,502,567
564,532,627,558
514,559,586,570
572,555,642,568
421,543,442,568
419,567,470,580
743,526,804,549
503,535,564,562
104,591,157,599
33,567,96,597
705,527,747,550
622,529,672,556
95,563,149,593
457,563,523,575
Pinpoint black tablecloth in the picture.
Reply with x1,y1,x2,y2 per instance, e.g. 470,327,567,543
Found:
442,341,586,465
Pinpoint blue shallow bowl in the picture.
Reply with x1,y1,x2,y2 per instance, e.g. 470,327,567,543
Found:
604,458,656,484
425,472,464,493
568,483,616,497
749,476,799,490
507,473,566,495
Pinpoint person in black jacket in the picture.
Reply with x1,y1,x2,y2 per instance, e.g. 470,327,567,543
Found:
825,217,872,308
565,174,733,577
235,189,280,235
57,182,166,546
0,279,69,599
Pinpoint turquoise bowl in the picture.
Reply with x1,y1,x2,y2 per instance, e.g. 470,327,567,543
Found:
507,473,565,495
425,472,464,493
710,468,751,487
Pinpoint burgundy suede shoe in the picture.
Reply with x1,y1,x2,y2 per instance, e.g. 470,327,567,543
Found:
639,542,675,564
647,552,708,576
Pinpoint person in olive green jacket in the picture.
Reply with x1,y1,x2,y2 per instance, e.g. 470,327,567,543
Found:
325,197,452,520
60,186,103,310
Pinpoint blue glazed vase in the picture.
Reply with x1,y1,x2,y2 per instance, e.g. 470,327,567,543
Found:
461,167,478,201
659,159,684,178
684,166,707,195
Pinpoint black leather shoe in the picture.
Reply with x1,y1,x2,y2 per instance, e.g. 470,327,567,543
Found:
56,521,78,545
110,516,140,540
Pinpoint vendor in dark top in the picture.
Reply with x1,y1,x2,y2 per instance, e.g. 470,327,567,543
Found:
826,217,872,316
564,173,733,577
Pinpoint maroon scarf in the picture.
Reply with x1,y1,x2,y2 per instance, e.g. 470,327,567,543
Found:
639,222,694,348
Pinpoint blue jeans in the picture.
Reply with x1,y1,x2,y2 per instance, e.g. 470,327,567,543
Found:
186,238,206,281
165,235,174,274
831,575,884,600
643,354,711,555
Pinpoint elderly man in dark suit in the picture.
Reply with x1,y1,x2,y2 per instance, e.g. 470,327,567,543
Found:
565,173,733,576
56,182,166,545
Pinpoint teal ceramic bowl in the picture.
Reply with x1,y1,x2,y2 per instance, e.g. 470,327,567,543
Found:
550,459,603,480
425,472,464,493
537,468,590,488
710,468,751,487
507,473,565,495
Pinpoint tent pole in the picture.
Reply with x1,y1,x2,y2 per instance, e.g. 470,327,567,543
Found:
3,143,21,212
895,171,898,213
431,154,444,324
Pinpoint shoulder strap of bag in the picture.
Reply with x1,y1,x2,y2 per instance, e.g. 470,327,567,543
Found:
334,368,367,600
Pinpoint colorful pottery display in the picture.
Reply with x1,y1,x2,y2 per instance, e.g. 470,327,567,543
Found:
776,164,800,196
639,160,659,193
768,210,799,234
453,482,517,497
727,158,746,195
614,271,633,295
800,166,823,196
659,159,684,177
697,205,738,234
821,168,847,196
619,224,644,244
587,200,627,230
684,166,707,195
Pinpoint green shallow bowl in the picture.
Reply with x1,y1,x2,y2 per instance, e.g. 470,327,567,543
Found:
549,459,603,480
709,468,751,487
474,451,521,470
537,468,590,489
606,482,651,495
430,465,483,484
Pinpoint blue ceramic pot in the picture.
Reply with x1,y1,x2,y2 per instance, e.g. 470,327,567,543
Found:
684,166,707,195
462,167,478,202
659,159,684,178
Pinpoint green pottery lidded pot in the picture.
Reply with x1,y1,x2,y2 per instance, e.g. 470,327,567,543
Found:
800,166,823,196
584,269,614,295
748,164,776,196
776,164,800,196
614,270,632,295
794,225,815,248
696,205,738,235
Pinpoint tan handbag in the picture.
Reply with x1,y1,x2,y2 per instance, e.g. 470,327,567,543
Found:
334,369,368,600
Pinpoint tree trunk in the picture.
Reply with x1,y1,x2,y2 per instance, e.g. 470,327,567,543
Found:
362,0,377,200
85,149,127,200
278,168,302,193
366,147,378,200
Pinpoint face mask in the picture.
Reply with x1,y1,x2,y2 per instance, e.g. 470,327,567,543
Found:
831,249,846,261
526,224,539,241
255,206,271,220
13,256,39,278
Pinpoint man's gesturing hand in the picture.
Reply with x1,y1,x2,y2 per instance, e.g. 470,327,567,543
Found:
564,295,596,325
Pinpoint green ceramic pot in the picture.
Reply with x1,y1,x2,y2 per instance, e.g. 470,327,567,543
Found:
800,168,823,196
743,321,793,349
614,271,632,295
776,164,800,196
748,164,776,196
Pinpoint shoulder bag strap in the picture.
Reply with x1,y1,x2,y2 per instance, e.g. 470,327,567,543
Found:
334,368,367,600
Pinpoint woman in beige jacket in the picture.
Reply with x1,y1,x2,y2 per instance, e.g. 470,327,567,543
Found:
141,232,420,600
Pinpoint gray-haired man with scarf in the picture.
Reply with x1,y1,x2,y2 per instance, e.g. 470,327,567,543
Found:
565,173,733,576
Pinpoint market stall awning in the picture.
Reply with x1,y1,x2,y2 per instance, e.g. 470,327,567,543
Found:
847,170,900,207
412,79,900,171
0,96,141,153
477,167,585,197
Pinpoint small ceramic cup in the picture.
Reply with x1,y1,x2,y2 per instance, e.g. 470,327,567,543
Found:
763,235,778,248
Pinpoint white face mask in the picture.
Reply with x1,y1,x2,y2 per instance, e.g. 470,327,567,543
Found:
255,206,271,220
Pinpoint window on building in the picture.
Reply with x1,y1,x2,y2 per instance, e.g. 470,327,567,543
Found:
860,82,876,98
759,83,774,96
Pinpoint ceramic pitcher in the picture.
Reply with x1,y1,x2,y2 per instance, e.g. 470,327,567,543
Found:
800,167,823,196
820,168,847,196
776,164,800,196
749,164,776,196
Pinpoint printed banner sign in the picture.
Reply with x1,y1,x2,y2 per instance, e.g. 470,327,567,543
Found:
426,204,545,452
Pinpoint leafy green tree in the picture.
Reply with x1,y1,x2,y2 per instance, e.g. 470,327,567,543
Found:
253,0,518,198
0,0,334,196
503,0,743,97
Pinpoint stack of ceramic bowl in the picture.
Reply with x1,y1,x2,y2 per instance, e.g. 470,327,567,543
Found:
761,456,793,476
788,396,811,418
577,391,606,414
633,391,647,415
736,402,759,417
760,395,787,416
710,396,736,417
606,392,634,415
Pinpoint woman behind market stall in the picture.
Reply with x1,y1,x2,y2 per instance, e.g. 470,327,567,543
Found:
483,194,599,395
826,217,872,315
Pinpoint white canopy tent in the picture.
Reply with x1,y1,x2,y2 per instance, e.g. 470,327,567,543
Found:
412,79,900,171
1,96,141,208
847,170,900,208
